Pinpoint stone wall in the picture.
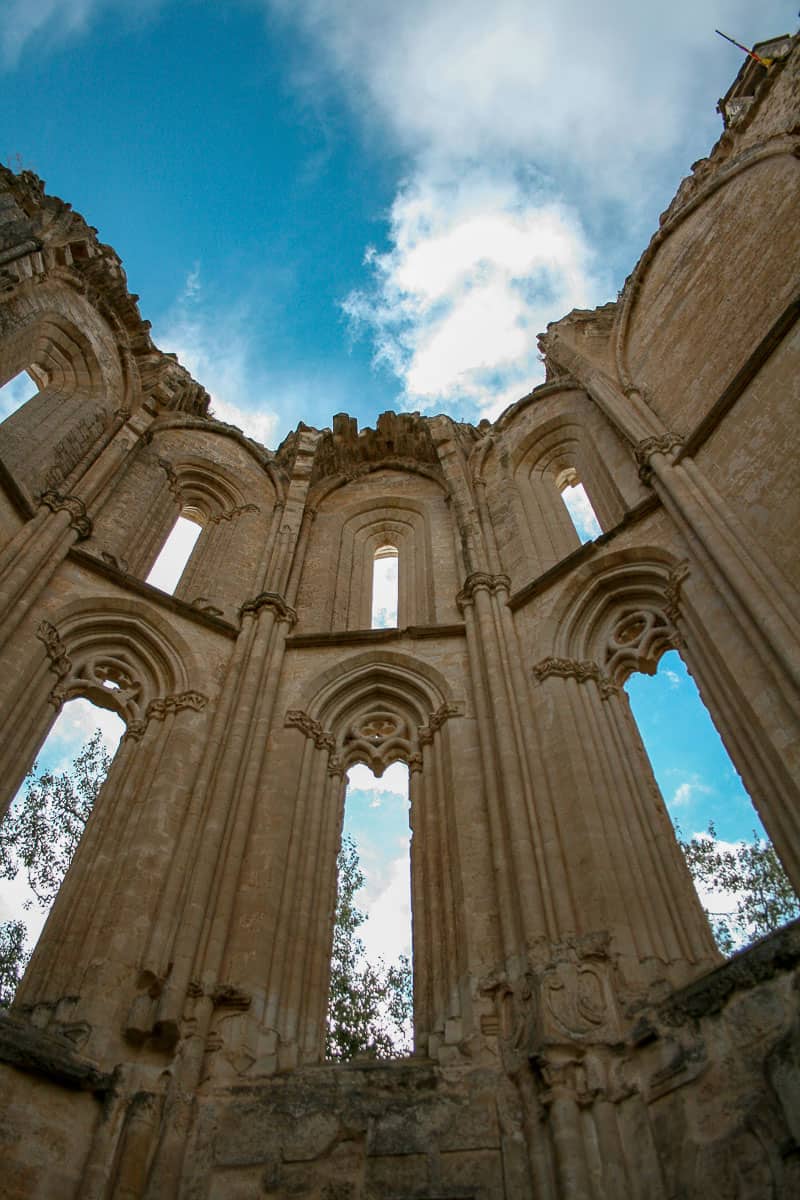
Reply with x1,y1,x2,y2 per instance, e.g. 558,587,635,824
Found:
0,31,798,1199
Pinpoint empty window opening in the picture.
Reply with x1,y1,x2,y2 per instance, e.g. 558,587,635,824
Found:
145,514,203,595
625,649,798,953
371,545,399,629
0,370,38,421
326,760,412,1060
557,468,601,543
0,698,124,1004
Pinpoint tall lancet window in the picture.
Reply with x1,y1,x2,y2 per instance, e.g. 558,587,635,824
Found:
371,545,399,629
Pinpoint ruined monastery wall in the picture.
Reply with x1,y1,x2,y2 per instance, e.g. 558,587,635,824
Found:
0,32,798,1200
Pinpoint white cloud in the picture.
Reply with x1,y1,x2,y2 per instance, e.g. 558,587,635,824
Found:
360,851,412,963
664,669,682,689
269,0,786,417
344,171,604,419
670,776,713,809
347,760,408,794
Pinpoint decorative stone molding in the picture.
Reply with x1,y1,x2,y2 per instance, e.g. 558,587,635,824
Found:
240,591,298,626
36,620,71,681
206,502,259,525
145,691,208,722
39,489,92,539
157,456,180,499
532,656,619,699
664,559,690,626
605,608,678,685
455,571,511,612
407,751,423,774
285,709,335,752
633,432,684,482
327,754,345,778
418,701,463,745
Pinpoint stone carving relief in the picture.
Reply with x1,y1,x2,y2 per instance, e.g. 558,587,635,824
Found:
36,619,207,737
532,655,619,699
240,591,297,626
604,607,677,685
38,489,92,539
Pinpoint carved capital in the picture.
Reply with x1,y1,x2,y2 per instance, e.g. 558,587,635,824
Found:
36,620,71,680
456,571,511,612
207,502,259,525
407,751,423,774
285,709,335,752
634,432,683,483
664,559,690,626
327,754,345,778
418,701,463,745
145,691,208,722
39,490,92,539
532,656,618,699
240,591,297,626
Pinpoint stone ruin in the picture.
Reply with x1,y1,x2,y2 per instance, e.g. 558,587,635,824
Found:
0,30,798,1200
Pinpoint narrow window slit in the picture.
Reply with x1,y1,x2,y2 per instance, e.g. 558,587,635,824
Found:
556,468,602,543
371,544,399,629
145,515,203,595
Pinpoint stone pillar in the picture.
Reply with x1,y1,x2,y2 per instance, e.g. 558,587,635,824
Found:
531,656,718,989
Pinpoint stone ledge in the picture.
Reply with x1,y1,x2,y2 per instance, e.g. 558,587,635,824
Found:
68,546,239,638
287,623,466,648
0,1012,113,1093
634,917,800,1040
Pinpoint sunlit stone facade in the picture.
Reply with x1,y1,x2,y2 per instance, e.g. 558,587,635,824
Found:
0,32,798,1199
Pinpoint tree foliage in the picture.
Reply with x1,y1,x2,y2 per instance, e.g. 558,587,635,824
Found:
678,821,800,955
0,728,111,1005
0,919,29,1007
326,835,413,1060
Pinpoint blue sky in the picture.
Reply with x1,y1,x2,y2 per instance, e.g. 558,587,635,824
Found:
3,1,791,439
1,2,790,960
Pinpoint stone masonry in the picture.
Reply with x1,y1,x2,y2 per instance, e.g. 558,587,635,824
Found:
0,31,798,1200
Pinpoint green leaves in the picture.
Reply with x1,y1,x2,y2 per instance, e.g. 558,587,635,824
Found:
0,728,111,1003
325,835,413,1061
678,820,799,954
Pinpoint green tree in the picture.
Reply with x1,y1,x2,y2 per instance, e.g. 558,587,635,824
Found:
678,821,800,954
0,919,29,1007
326,835,413,1060
0,728,111,1004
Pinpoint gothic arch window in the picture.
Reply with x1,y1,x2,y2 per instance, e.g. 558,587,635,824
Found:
327,758,412,1059
371,544,399,628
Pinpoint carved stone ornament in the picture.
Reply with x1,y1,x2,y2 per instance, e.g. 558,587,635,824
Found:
285,709,335,752
39,489,92,539
532,656,619,699
342,709,414,775
664,559,690,626
207,502,259,525
36,620,71,680
145,691,208,721
157,456,180,499
455,571,511,612
418,701,463,744
239,591,297,626
633,431,684,483
605,607,676,685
